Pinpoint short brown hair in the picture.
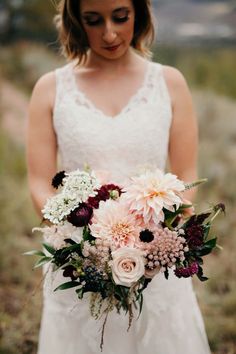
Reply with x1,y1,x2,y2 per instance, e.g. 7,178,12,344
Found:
55,0,155,64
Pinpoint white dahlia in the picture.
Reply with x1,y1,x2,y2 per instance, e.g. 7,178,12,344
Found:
123,169,185,226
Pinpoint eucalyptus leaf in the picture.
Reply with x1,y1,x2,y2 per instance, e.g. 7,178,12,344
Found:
23,250,45,257
54,281,80,292
34,256,52,269
43,243,56,255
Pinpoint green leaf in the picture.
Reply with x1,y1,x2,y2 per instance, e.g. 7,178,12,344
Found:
164,268,169,280
204,238,217,248
203,224,211,240
194,256,203,265
43,243,56,255
195,248,213,257
54,281,80,292
23,250,45,257
138,293,143,318
195,237,217,257
196,266,208,282
76,288,84,299
83,226,95,242
34,256,52,269
61,243,82,254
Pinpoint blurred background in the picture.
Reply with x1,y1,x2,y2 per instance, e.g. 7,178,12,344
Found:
0,0,235,353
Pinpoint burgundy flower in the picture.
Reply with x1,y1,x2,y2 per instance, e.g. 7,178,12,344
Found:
214,203,226,214
87,184,122,209
51,170,66,189
67,203,93,227
175,262,199,278
139,229,154,243
63,265,78,280
185,224,204,248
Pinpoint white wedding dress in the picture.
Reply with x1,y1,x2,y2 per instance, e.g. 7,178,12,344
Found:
37,60,211,354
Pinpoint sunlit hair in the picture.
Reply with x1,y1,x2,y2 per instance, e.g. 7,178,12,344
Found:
55,0,155,64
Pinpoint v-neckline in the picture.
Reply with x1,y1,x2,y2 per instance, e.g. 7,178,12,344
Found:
69,60,152,119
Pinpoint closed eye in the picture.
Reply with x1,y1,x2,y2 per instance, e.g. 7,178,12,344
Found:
82,9,130,27
113,15,130,23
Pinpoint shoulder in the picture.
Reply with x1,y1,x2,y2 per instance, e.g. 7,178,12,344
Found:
32,71,56,100
160,65,192,106
161,65,189,94
30,71,56,113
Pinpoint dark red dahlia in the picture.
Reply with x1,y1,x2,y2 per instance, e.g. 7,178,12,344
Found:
175,262,199,278
67,203,93,227
185,224,204,248
52,170,66,189
63,265,78,280
87,184,122,209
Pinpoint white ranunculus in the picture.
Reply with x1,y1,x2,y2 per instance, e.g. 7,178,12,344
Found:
111,247,145,287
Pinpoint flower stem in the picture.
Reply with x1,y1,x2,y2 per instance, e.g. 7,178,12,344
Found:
184,178,208,191
210,208,221,223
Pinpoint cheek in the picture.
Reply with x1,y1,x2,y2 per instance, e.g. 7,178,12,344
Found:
84,28,101,46
122,22,135,41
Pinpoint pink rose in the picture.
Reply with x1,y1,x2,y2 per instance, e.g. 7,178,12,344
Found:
111,247,145,287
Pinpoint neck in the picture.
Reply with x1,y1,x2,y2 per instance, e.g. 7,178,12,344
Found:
83,47,139,73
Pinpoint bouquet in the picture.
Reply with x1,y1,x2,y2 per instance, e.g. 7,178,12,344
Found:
26,168,224,350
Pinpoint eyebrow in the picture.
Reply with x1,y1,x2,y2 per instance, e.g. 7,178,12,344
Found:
82,7,130,15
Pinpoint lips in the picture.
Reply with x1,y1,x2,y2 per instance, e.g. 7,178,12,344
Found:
104,44,121,52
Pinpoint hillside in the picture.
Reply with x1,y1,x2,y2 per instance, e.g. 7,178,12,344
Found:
153,0,236,44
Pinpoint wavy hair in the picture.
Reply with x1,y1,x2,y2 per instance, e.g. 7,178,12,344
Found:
55,0,155,64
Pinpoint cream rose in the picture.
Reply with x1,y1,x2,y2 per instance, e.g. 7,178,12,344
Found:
111,247,145,287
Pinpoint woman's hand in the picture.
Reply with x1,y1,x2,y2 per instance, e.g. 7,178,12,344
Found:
181,198,195,217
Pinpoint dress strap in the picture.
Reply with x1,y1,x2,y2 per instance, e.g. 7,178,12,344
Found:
54,62,75,111
147,62,172,107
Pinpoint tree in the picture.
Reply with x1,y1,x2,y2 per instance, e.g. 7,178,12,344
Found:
0,0,58,44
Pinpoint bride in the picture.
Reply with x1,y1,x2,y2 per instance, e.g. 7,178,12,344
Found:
27,0,212,353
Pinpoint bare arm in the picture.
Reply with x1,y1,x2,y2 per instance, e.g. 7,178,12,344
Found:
26,72,57,217
163,66,199,203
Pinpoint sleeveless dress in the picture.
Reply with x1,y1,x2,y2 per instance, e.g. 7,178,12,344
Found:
37,60,212,354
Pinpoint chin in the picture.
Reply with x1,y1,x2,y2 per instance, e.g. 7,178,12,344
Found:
93,45,130,60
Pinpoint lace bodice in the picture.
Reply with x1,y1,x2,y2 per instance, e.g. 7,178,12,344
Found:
53,60,172,183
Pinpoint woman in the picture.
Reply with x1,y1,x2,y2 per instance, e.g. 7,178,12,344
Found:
27,0,211,353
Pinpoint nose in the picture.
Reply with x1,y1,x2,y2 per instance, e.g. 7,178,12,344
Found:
102,21,117,44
